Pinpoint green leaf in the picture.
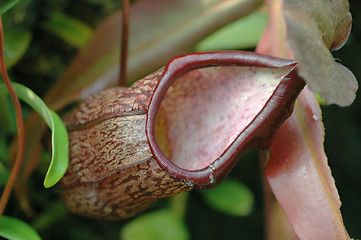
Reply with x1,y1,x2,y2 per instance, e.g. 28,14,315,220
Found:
43,0,262,110
41,12,93,48
0,0,20,15
120,209,189,240
202,179,254,217
0,159,10,187
0,93,17,134
32,201,68,232
3,29,32,69
195,11,267,51
0,83,69,188
0,216,42,240
314,93,328,106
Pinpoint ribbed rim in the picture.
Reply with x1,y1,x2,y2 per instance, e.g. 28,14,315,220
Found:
146,51,304,188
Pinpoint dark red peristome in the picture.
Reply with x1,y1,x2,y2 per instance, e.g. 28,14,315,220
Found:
146,51,305,188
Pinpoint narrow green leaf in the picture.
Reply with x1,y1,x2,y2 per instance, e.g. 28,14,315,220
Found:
0,0,20,15
32,201,68,232
0,216,42,240
120,209,189,240
0,83,69,188
41,12,93,48
44,110,68,187
0,159,10,187
202,179,254,217
195,11,267,51
0,93,17,134
3,29,31,68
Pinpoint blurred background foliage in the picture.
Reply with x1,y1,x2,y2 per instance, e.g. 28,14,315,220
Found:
0,0,360,239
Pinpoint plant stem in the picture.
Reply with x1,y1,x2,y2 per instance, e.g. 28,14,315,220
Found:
259,150,273,240
119,0,130,87
169,192,189,219
0,17,25,217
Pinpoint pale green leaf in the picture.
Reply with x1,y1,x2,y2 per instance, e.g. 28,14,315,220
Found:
0,0,20,15
120,209,189,240
0,158,10,187
0,216,42,240
3,29,31,69
41,12,93,48
314,93,328,106
202,179,254,217
195,11,267,51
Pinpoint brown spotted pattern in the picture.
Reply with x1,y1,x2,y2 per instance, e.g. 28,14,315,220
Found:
61,158,191,219
60,68,191,219
63,68,164,127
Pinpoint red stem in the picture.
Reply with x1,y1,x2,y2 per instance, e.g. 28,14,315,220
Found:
119,0,130,87
0,17,25,217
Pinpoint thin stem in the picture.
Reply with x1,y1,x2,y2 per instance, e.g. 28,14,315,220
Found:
0,17,25,217
259,150,273,240
169,192,189,219
119,0,130,87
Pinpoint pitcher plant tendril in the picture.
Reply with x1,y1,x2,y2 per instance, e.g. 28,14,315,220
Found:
0,17,25,217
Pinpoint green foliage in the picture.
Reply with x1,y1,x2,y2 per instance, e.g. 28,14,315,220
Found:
43,110,69,187
0,216,42,240
0,82,69,188
0,0,20,15
40,0,262,109
314,93,328,106
202,179,254,217
195,11,267,51
1,0,32,69
120,209,190,240
0,93,16,134
31,201,68,232
0,157,10,187
41,12,93,48
3,29,31,69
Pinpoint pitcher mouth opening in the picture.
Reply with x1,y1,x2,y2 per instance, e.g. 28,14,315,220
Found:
146,51,303,188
